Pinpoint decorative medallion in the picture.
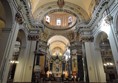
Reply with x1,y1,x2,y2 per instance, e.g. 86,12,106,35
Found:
57,0,65,8
15,13,23,24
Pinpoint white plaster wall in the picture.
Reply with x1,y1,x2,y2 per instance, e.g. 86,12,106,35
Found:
2,22,19,83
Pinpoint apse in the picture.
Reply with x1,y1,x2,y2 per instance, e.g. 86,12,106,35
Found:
47,35,70,56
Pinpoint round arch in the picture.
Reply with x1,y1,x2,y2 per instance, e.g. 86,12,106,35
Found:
0,1,15,82
94,31,118,82
17,29,27,48
47,35,70,55
94,31,108,48
47,35,70,46
113,10,118,33
0,0,13,28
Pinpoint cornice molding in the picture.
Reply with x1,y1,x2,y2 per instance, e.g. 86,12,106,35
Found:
76,0,115,32
79,26,94,42
27,34,39,41
2,28,12,32
12,0,44,32
80,35,94,42
104,15,113,24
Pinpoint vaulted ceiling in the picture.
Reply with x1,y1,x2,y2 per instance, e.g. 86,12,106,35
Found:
30,0,98,22
47,35,70,55
30,0,95,16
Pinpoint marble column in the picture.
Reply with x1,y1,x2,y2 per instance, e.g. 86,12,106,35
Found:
84,42,99,82
68,59,71,76
70,56,72,75
82,43,88,82
50,63,53,71
35,41,40,66
77,55,84,81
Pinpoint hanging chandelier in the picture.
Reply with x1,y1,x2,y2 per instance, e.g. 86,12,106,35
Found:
57,0,65,8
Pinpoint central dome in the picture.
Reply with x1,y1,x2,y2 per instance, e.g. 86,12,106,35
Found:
43,11,77,30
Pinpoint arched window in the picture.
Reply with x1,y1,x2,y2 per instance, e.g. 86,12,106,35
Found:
56,18,61,26
46,15,50,23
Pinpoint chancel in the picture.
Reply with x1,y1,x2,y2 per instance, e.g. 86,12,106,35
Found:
1,0,118,83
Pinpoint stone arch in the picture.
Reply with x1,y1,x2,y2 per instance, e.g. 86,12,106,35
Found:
0,1,14,82
0,0,13,29
94,31,108,49
113,10,118,33
93,31,108,82
47,35,70,56
94,31,117,82
17,29,27,48
47,35,70,46
7,28,27,82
